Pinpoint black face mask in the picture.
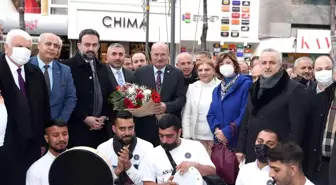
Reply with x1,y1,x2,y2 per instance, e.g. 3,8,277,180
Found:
161,140,178,151
254,144,270,163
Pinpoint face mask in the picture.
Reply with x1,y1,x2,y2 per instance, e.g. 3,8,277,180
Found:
9,47,31,66
254,144,270,164
315,70,333,86
220,64,235,77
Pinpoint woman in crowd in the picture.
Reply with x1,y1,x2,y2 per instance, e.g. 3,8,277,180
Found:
207,52,252,148
182,59,220,155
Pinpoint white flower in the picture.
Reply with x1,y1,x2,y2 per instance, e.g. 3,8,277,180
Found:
143,89,151,95
127,86,136,94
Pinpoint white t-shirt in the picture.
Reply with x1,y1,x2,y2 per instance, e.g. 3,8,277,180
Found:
26,151,56,185
235,160,272,185
97,137,154,185
139,138,215,184
0,100,8,147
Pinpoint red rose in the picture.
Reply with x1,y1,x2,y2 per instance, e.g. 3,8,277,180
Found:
136,88,143,93
116,85,121,91
151,91,161,103
136,93,144,100
124,98,135,108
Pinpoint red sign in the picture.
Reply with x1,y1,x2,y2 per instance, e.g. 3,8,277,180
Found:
232,13,240,18
242,14,250,19
25,20,38,31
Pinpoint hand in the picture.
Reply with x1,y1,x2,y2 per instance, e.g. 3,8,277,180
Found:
215,128,227,144
97,116,107,124
84,116,103,130
154,102,166,115
114,158,125,177
118,145,132,171
236,152,245,163
165,176,178,185
176,161,199,175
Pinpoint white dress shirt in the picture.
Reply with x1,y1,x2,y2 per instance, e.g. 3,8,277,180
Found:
5,55,26,88
110,66,126,84
0,97,7,147
97,137,154,185
235,160,272,185
26,151,56,185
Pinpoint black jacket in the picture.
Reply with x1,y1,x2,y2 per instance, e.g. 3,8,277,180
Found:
237,70,309,162
62,52,114,148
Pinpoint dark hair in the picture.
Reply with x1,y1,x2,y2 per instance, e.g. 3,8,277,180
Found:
45,119,67,129
125,54,131,58
259,129,280,141
268,141,304,170
114,111,133,124
78,29,100,43
215,52,241,77
198,51,212,59
158,114,182,131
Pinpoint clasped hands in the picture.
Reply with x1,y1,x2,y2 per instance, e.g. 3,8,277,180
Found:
114,145,132,176
84,116,106,131
163,161,200,185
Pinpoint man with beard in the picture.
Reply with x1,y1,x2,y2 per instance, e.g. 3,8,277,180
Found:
26,119,69,185
139,114,216,185
268,141,314,185
63,29,113,148
132,52,148,71
236,48,307,164
97,111,153,185
176,52,198,86
236,129,279,185
292,57,316,90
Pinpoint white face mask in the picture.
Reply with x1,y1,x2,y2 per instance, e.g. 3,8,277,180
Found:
9,47,31,66
315,70,333,86
220,64,235,77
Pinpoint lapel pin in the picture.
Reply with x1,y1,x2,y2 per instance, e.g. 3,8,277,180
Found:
89,76,92,79
167,70,170,73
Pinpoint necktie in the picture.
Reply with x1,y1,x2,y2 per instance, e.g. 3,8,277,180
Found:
116,70,125,85
17,68,26,97
156,70,162,92
44,65,51,92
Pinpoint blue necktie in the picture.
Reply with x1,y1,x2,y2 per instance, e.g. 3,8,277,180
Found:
116,70,125,85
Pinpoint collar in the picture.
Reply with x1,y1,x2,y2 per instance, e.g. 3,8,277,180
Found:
46,150,57,159
5,55,21,74
153,65,166,74
110,66,123,75
254,160,270,171
37,55,53,69
316,85,323,94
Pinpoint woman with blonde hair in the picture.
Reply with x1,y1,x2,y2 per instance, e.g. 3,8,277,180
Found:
182,58,220,155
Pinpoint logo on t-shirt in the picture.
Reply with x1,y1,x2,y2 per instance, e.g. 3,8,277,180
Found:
134,154,140,160
185,152,192,159
162,169,174,175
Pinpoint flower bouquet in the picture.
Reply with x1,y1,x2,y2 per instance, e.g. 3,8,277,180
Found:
108,83,163,120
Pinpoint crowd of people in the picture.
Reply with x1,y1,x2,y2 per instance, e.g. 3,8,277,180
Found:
1,24,336,185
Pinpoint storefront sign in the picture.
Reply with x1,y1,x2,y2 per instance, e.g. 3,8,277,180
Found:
182,13,220,23
296,29,331,54
102,16,145,29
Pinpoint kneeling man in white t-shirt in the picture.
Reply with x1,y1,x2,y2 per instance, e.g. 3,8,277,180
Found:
97,111,154,185
139,113,216,185
236,129,279,185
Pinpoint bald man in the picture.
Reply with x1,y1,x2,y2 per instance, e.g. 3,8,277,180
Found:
30,33,77,122
303,55,336,185
133,42,187,146
176,52,198,86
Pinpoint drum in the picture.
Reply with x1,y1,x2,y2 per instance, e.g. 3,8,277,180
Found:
173,167,204,185
49,146,114,185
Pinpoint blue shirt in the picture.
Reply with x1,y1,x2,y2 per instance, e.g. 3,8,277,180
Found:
37,56,53,90
153,65,166,83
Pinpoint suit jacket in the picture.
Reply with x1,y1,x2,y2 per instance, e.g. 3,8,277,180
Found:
105,64,134,138
0,54,50,185
182,78,221,139
105,65,134,90
237,70,308,162
62,52,114,148
133,64,187,146
30,56,77,122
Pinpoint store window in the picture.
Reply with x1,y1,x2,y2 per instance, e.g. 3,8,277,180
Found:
293,0,329,5
11,0,41,14
50,0,68,15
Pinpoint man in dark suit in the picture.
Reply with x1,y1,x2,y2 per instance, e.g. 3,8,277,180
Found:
0,29,50,185
30,33,77,122
133,42,187,146
236,48,308,164
292,57,317,90
105,43,134,137
63,29,113,148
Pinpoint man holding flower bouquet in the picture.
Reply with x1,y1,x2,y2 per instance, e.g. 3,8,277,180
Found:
132,42,187,146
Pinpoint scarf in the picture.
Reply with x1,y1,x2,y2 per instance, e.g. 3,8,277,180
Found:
113,135,137,185
322,89,336,157
258,69,283,98
221,74,239,100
